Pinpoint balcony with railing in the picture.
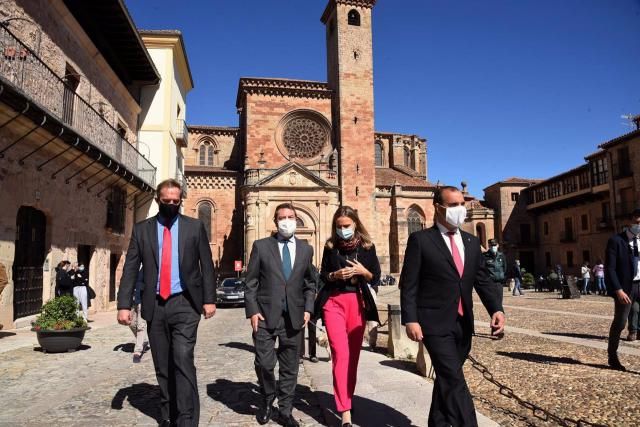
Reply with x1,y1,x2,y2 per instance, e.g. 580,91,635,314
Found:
244,168,338,186
559,230,576,243
0,24,156,187
176,118,188,147
176,168,188,196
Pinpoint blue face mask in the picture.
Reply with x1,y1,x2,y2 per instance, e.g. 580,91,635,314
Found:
336,226,355,240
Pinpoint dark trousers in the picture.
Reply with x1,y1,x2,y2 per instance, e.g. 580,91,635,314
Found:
422,318,478,427
609,282,640,356
299,318,316,358
253,313,301,416
148,294,201,426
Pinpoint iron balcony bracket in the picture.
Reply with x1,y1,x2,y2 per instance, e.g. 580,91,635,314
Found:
87,164,118,192
126,188,142,205
78,159,110,189
51,143,90,179
136,192,155,209
97,171,127,197
0,101,28,131
18,127,64,165
65,153,101,184
0,114,46,158
37,137,80,171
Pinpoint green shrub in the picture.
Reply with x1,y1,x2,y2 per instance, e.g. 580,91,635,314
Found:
32,296,87,331
522,272,535,289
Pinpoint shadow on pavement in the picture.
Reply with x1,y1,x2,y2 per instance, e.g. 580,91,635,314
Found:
206,379,413,426
543,332,607,341
379,359,419,375
496,351,640,375
33,344,91,353
0,331,16,339
111,382,162,423
218,341,254,353
113,343,135,353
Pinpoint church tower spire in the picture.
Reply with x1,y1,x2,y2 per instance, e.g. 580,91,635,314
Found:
322,0,377,231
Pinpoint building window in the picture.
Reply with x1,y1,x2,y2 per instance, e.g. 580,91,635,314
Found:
375,141,383,166
296,217,305,228
543,221,549,235
601,202,611,222
591,158,608,186
579,169,590,189
62,63,80,126
581,214,588,231
567,251,574,268
562,176,577,194
549,181,561,198
545,252,551,267
407,208,424,236
582,250,590,263
511,192,519,202
197,202,213,241
348,9,361,26
535,187,547,202
616,146,631,178
199,140,215,166
106,187,126,234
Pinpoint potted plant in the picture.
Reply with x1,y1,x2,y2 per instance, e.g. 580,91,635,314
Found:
31,295,90,353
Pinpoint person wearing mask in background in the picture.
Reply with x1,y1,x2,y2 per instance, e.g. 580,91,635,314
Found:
580,262,591,295
73,263,89,321
483,239,507,303
605,209,640,370
55,261,74,297
244,203,316,427
593,259,606,295
130,269,149,363
400,186,505,427
512,259,524,296
316,206,380,427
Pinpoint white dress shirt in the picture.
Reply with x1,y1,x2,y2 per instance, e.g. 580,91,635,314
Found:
625,229,640,281
436,222,465,265
277,234,296,269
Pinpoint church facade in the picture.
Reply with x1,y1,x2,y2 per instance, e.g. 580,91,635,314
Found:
183,0,494,276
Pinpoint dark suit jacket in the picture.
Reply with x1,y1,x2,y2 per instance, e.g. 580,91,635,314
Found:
244,235,316,330
400,225,503,336
117,214,216,322
605,231,637,296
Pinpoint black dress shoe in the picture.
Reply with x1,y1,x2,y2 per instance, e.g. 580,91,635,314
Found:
608,357,626,371
342,423,353,427
158,420,171,427
309,356,319,363
279,413,300,427
256,400,275,425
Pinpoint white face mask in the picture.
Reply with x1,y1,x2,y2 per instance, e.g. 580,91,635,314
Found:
444,205,467,228
78,266,85,272
336,226,355,240
630,224,640,236
490,246,498,254
277,219,297,238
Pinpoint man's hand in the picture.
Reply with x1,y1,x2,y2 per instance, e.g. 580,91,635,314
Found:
615,289,632,305
250,313,265,333
405,322,423,342
491,311,506,336
117,309,132,326
203,304,216,319
303,311,311,327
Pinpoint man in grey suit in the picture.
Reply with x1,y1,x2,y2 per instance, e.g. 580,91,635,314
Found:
117,179,216,427
245,202,316,427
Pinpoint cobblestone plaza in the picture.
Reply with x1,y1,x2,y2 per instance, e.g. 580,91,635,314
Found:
1,289,639,426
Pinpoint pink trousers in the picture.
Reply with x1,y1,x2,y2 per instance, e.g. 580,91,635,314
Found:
323,291,366,412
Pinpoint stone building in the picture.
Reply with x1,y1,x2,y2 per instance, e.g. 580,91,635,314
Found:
484,116,640,276
184,0,494,276
0,0,159,328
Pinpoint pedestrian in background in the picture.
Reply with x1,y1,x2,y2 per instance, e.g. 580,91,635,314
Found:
316,206,380,427
581,262,591,295
512,259,524,296
605,209,640,370
483,239,507,302
73,263,89,320
593,260,606,295
55,261,73,297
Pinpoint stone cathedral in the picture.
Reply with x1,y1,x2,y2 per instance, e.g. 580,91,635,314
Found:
183,0,494,275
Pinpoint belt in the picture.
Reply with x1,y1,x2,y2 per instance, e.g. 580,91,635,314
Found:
156,291,183,302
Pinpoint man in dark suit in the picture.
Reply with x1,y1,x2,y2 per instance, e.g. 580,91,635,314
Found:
400,186,505,427
605,208,640,370
245,202,316,427
117,179,216,427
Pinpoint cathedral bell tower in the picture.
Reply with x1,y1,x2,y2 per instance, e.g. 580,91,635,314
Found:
322,0,376,232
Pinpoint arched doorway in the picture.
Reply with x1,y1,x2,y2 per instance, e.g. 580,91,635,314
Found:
13,206,47,319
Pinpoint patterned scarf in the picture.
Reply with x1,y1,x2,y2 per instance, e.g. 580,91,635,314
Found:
337,235,361,253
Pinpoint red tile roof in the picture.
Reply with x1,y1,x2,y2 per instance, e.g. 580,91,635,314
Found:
375,167,433,188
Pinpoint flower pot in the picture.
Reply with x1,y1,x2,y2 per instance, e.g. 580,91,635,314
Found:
32,327,91,353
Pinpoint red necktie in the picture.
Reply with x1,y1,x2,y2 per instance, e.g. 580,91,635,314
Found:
446,231,464,316
159,226,171,300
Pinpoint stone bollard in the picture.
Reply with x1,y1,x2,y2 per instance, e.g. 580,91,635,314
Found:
387,304,419,360
416,342,435,379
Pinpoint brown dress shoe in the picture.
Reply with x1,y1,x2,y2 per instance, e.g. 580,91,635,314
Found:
627,331,637,342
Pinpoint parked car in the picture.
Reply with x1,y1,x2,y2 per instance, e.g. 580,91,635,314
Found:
216,277,246,306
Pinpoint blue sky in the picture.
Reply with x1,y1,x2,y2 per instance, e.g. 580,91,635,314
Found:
127,0,640,196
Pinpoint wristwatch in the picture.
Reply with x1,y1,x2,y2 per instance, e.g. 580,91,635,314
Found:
329,271,335,281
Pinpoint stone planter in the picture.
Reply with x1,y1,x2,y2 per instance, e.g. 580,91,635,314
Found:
32,327,90,353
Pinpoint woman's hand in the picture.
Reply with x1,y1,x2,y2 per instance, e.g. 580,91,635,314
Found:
347,260,372,281
332,268,354,281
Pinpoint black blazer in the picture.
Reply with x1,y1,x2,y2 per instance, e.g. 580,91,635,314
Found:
315,244,381,323
400,226,503,336
244,235,316,330
117,214,216,322
605,231,637,295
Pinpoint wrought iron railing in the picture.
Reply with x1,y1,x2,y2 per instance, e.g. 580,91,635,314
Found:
0,24,156,186
244,167,338,186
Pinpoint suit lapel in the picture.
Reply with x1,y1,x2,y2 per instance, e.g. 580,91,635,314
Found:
288,238,305,282
269,236,286,282
149,217,159,267
427,226,458,274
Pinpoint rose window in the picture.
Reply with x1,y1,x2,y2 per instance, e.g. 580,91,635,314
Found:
282,118,328,159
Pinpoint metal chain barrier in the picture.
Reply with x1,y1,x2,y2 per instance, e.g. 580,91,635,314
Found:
467,354,608,427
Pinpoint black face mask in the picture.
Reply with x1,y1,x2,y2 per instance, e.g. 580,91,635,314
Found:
159,202,180,220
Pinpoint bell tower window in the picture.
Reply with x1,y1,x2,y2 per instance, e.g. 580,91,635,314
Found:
348,9,360,26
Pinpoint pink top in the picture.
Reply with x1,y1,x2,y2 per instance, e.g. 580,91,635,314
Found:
593,264,605,278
